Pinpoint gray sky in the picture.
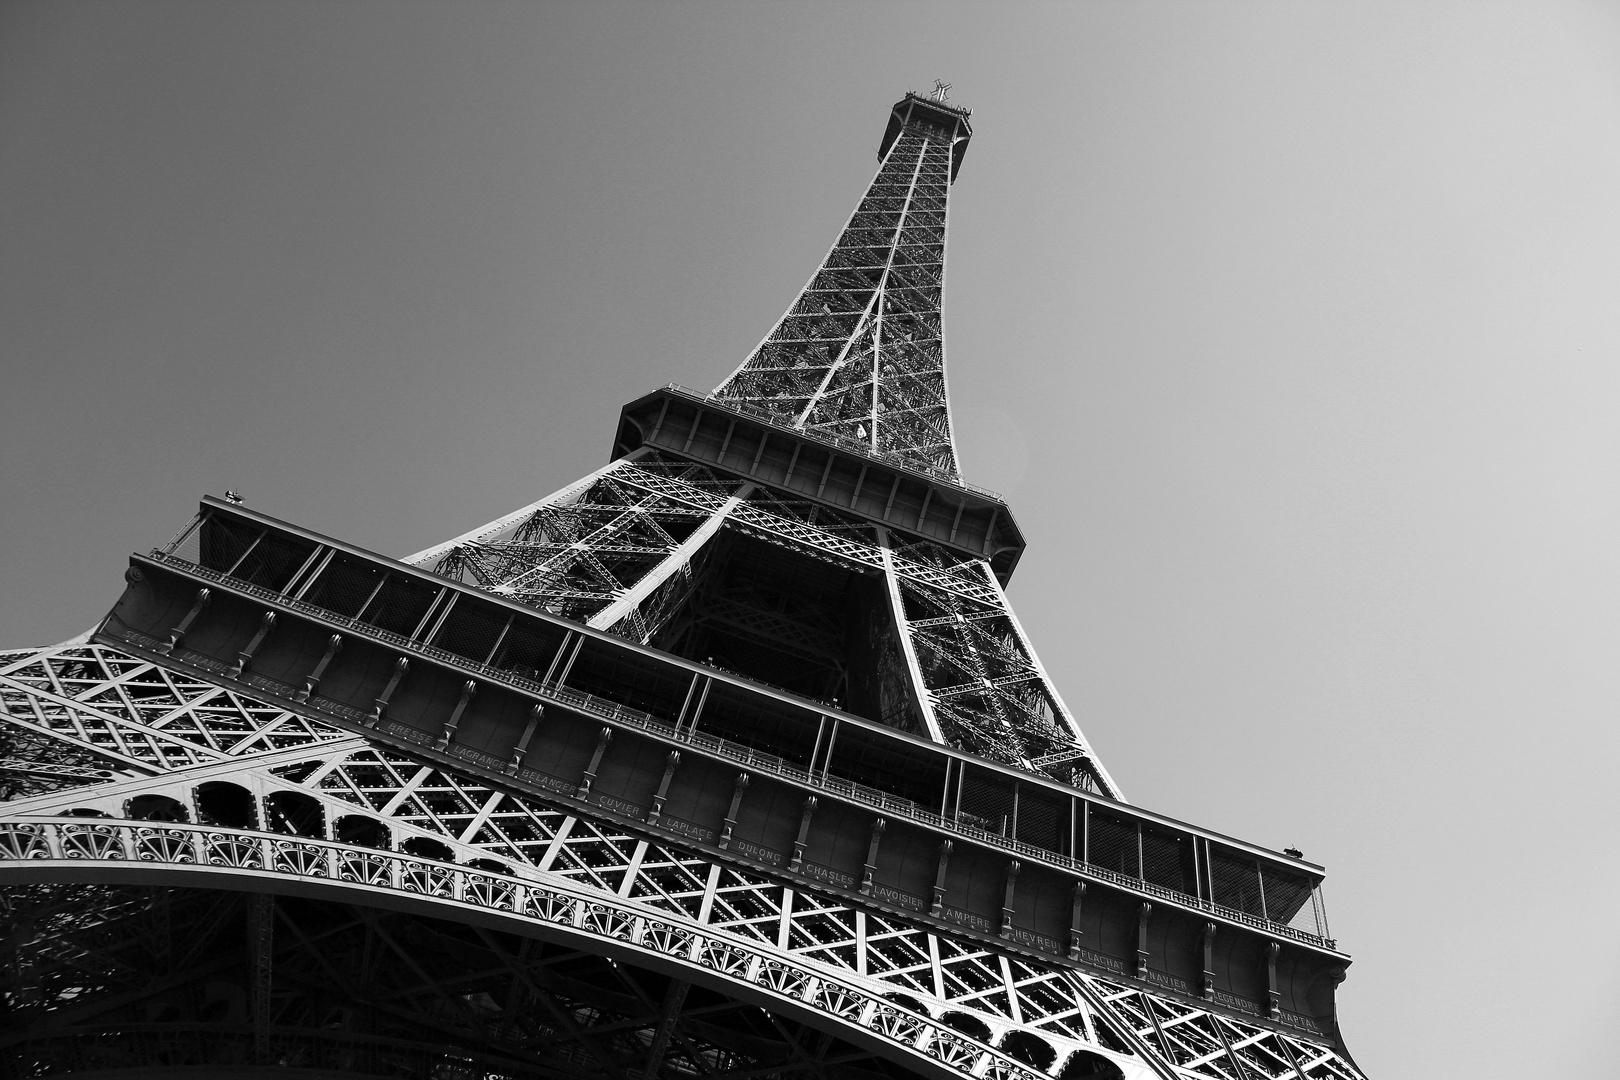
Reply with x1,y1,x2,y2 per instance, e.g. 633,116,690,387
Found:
4,2,1618,1075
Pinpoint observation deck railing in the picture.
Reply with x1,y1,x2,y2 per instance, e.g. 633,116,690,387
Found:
669,384,1007,503
137,545,1336,951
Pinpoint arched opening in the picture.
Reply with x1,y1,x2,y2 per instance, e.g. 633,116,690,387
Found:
4,885,996,1080
199,980,248,1025
1057,1049,1125,1080
334,815,390,849
129,794,188,822
195,782,256,828
883,992,929,1015
939,1011,993,1044
63,807,111,818
401,837,455,862
264,791,324,838
1088,1017,1135,1059
467,858,514,876
999,1030,1055,1070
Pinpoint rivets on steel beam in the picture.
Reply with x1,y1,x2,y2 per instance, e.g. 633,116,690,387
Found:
860,817,886,895
228,611,277,679
507,703,544,774
369,656,410,727
576,726,613,799
158,587,211,655
718,772,750,850
435,679,477,751
293,634,342,702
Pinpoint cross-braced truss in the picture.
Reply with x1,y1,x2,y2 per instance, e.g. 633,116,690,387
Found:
410,452,1118,792
0,884,954,1080
0,637,1363,1080
709,107,965,480
0,90,1365,1080
0,638,351,787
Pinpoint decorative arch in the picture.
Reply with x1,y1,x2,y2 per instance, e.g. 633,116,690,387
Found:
0,816,1143,1080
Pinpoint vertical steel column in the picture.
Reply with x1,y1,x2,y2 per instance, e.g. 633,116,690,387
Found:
1266,942,1282,1019
249,892,273,1063
718,773,749,849
788,796,817,871
369,657,410,726
930,840,952,916
1202,922,1218,1000
158,588,210,654
294,634,342,702
860,818,885,895
227,611,277,677
576,727,613,798
434,680,477,751
647,751,681,824
999,859,1020,937
507,704,544,774
1068,880,1087,959
1135,901,1153,978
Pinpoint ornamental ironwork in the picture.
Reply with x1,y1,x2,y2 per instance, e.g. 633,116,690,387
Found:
0,91,1365,1080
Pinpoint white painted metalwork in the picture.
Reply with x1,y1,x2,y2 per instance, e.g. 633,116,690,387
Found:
878,525,946,744
402,447,655,568
0,93,1362,1080
586,486,753,635
407,450,1118,786
0,638,1362,1080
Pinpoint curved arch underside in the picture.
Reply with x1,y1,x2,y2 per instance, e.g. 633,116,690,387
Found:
1,883,1033,1080
0,639,1360,1080
0,830,1127,1080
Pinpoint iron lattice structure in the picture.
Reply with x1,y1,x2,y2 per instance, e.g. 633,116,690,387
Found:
409,450,1117,789
0,92,1367,1080
709,97,963,478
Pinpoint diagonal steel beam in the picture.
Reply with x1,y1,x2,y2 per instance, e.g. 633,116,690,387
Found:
876,526,943,742
588,487,753,634
643,977,691,1079
404,448,655,568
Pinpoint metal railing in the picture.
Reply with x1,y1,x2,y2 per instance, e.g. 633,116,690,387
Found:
137,549,1336,951
0,817,1050,1080
903,90,973,119
663,384,1007,503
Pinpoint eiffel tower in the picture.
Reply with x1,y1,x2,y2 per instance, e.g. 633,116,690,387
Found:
0,90,1366,1080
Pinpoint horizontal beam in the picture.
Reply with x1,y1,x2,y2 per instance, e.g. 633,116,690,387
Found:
151,499,1328,878
110,543,1339,966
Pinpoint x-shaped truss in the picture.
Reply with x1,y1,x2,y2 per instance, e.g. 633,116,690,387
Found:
409,453,1118,791
711,120,960,478
1,637,1360,1080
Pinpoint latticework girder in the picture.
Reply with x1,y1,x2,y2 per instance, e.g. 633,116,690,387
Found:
709,102,966,480
410,451,1116,790
0,89,1364,1080
0,884,959,1080
0,636,1363,1080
